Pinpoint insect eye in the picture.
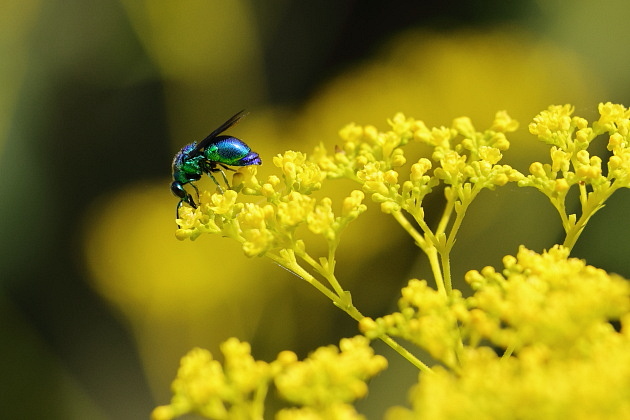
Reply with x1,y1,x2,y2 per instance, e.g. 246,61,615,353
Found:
171,182,187,198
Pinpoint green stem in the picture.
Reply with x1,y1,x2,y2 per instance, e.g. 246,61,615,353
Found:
435,197,455,236
562,187,614,251
268,253,339,303
340,304,433,374
298,250,346,298
391,210,428,250
250,381,269,420
438,202,469,295
379,334,433,374
502,343,516,360
439,252,453,295
324,240,346,297
391,210,445,294
550,196,572,234
269,252,432,373
426,247,445,295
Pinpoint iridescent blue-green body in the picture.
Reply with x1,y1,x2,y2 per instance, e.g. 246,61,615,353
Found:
171,110,261,223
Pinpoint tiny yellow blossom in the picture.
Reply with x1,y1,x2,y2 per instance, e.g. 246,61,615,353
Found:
307,197,335,238
238,165,262,193
410,158,431,180
388,112,413,135
491,110,520,132
357,162,391,197
549,147,570,173
434,150,467,184
478,146,502,164
338,122,364,143
608,132,627,150
274,150,325,193
208,189,238,214
276,192,315,227
554,178,570,193
341,190,366,218
241,228,275,257
390,148,407,167
363,125,379,142
452,116,476,138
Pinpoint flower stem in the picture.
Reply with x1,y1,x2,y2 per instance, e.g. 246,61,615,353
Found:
378,334,433,374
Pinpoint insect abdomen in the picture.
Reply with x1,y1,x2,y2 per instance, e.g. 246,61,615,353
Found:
205,136,261,166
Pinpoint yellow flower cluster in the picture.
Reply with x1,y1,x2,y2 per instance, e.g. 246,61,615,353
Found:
176,159,367,261
152,336,387,420
361,246,630,419
309,111,525,296
521,103,630,250
467,246,630,353
313,111,522,217
152,339,271,420
359,279,466,369
165,105,630,419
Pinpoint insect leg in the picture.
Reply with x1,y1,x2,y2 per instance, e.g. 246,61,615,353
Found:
216,166,231,189
190,183,201,205
176,200,184,227
206,171,225,193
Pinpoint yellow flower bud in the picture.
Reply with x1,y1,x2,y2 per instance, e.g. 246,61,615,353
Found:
554,178,570,192
529,162,546,178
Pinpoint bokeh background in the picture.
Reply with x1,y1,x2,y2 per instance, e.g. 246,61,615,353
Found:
2,1,630,418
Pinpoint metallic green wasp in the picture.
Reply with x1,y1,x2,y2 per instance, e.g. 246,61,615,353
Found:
171,110,261,221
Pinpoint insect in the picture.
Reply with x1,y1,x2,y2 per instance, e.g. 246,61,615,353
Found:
171,110,262,222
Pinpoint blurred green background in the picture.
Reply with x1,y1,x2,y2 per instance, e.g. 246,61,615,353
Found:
1,1,629,418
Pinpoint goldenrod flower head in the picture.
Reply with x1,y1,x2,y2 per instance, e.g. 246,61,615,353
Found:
307,197,335,239
595,102,630,134
521,103,630,239
528,104,575,148
382,246,630,419
175,191,243,241
277,192,316,227
151,340,272,420
274,150,325,194
154,336,385,419
175,205,216,241
274,336,387,407
361,279,465,368
466,245,630,353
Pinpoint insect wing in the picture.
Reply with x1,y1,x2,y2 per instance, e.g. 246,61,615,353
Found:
192,110,249,155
